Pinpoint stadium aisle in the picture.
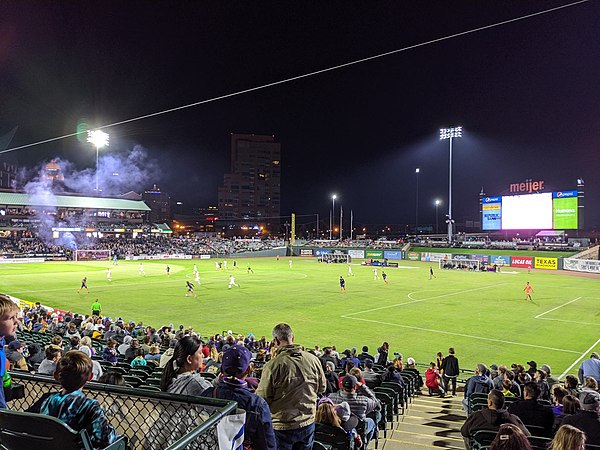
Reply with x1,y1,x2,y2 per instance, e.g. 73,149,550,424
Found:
380,395,466,449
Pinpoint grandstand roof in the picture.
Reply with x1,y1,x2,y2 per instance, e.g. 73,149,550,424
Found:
0,192,150,211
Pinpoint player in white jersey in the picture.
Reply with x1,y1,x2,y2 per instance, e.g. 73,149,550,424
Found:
223,260,227,270
139,262,145,276
348,265,354,276
289,259,293,269
193,264,198,275
106,268,112,282
373,267,379,280
228,275,239,289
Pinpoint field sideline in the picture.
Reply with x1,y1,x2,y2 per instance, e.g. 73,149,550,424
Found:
3,257,599,377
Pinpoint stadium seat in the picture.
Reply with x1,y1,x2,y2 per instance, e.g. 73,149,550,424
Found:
469,429,497,450
0,409,127,450
528,435,552,450
314,423,355,450
123,376,144,388
313,441,329,450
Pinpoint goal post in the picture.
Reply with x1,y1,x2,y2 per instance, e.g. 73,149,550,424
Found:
439,258,481,271
73,249,111,262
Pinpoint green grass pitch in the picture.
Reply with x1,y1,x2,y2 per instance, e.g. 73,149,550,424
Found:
3,257,599,377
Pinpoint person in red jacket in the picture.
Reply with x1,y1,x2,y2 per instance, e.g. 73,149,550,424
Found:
425,362,446,397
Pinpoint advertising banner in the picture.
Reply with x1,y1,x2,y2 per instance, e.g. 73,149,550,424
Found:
563,258,600,274
420,252,452,262
452,254,472,261
313,249,331,257
482,199,502,230
384,250,402,260
348,249,365,259
407,251,420,261
510,256,533,268
552,195,578,229
365,250,383,258
471,254,490,264
300,249,313,257
489,255,511,266
534,257,558,270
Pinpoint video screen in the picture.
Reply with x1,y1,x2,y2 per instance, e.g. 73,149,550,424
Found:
482,190,578,230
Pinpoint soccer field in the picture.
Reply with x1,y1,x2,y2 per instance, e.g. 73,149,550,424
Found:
3,257,599,377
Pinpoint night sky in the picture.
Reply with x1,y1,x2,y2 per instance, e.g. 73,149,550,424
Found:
1,1,599,231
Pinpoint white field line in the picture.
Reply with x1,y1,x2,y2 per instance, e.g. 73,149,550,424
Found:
559,337,600,379
537,317,598,326
341,315,580,354
534,297,581,319
343,283,506,317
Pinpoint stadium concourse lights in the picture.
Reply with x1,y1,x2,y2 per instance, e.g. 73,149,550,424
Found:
87,130,109,193
439,126,462,243
330,194,337,240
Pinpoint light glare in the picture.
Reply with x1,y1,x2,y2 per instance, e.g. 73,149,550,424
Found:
87,130,109,149
440,126,462,140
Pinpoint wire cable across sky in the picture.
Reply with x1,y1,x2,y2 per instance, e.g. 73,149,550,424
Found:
0,0,589,155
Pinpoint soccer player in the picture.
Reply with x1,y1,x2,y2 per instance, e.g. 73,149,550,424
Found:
233,260,237,269
112,254,118,265
247,263,254,274
228,275,239,289
105,269,112,282
166,265,171,277
185,281,197,298
78,277,89,294
289,259,293,269
429,266,436,280
373,267,379,280
215,261,220,271
223,260,228,270
348,265,354,276
523,282,534,301
195,271,201,284
193,264,198,275
339,276,346,293
382,270,388,284
138,262,145,276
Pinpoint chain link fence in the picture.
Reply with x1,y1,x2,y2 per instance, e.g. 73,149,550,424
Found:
9,371,237,450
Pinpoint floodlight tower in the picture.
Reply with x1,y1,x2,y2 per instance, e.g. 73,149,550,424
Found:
439,126,462,243
415,168,420,230
435,199,441,234
330,194,337,240
87,130,109,193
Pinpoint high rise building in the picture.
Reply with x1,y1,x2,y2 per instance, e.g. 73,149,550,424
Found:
142,184,171,223
218,134,281,231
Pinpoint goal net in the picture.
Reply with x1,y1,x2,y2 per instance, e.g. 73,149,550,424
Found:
438,258,481,271
73,249,111,262
320,253,351,264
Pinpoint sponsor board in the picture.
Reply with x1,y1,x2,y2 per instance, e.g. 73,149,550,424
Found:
300,249,313,257
489,255,511,266
510,256,533,268
534,257,558,270
471,254,490,264
420,252,452,262
407,251,420,261
384,250,402,260
564,258,600,274
313,249,332,257
365,250,383,258
452,254,472,261
348,249,365,259
0,258,45,264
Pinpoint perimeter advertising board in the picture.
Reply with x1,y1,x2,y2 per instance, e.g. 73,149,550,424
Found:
406,252,420,261
300,249,313,256
421,252,452,262
365,250,383,258
564,258,600,274
510,256,533,268
489,255,511,266
313,249,331,257
348,249,365,259
384,251,402,260
534,257,558,270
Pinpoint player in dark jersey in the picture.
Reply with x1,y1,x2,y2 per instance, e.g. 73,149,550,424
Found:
78,277,89,294
429,266,436,280
382,271,388,284
185,281,196,297
339,276,346,293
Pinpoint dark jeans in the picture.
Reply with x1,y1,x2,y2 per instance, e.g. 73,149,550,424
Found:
443,375,457,395
274,423,315,450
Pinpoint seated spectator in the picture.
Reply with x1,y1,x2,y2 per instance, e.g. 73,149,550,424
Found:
130,348,147,368
578,352,600,386
501,379,516,397
145,344,162,365
488,423,532,450
124,338,140,362
581,376,599,394
564,374,581,397
541,364,560,387
357,346,374,365
37,347,62,376
460,389,530,449
462,363,494,411
160,335,212,395
340,349,360,371
323,361,339,395
361,359,382,387
159,339,177,368
381,363,404,385
80,336,95,356
117,335,132,355
79,346,103,380
64,323,81,340
102,339,119,365
507,382,554,437
48,335,63,351
552,386,569,416
6,340,28,370
425,362,446,397
201,344,276,449
98,372,125,386
561,391,600,446
26,350,120,449
69,336,81,351
535,369,551,402
315,398,361,448
27,343,45,367
550,424,586,450
553,395,581,433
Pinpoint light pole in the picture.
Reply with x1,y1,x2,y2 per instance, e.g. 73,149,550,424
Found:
330,194,337,240
87,130,109,193
415,168,420,230
439,126,462,243
435,199,441,234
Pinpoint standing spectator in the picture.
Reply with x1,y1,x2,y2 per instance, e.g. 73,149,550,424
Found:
441,347,460,396
550,424,586,450
201,344,276,450
0,295,21,406
256,323,326,450
561,391,600,446
578,352,600,385
160,335,211,395
376,342,389,367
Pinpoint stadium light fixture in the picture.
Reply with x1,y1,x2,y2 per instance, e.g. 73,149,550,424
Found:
435,199,441,234
330,194,337,240
439,126,462,243
87,130,109,193
415,168,420,230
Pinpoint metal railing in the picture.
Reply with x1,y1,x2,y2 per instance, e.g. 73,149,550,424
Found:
9,371,237,450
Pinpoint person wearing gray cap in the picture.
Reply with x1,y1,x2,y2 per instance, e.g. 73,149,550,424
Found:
578,352,600,386
562,391,600,445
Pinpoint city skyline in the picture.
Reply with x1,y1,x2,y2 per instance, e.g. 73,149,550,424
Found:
1,1,598,230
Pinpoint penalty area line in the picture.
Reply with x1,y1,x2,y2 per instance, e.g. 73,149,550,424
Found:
559,337,600,380
534,297,581,319
340,315,580,354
